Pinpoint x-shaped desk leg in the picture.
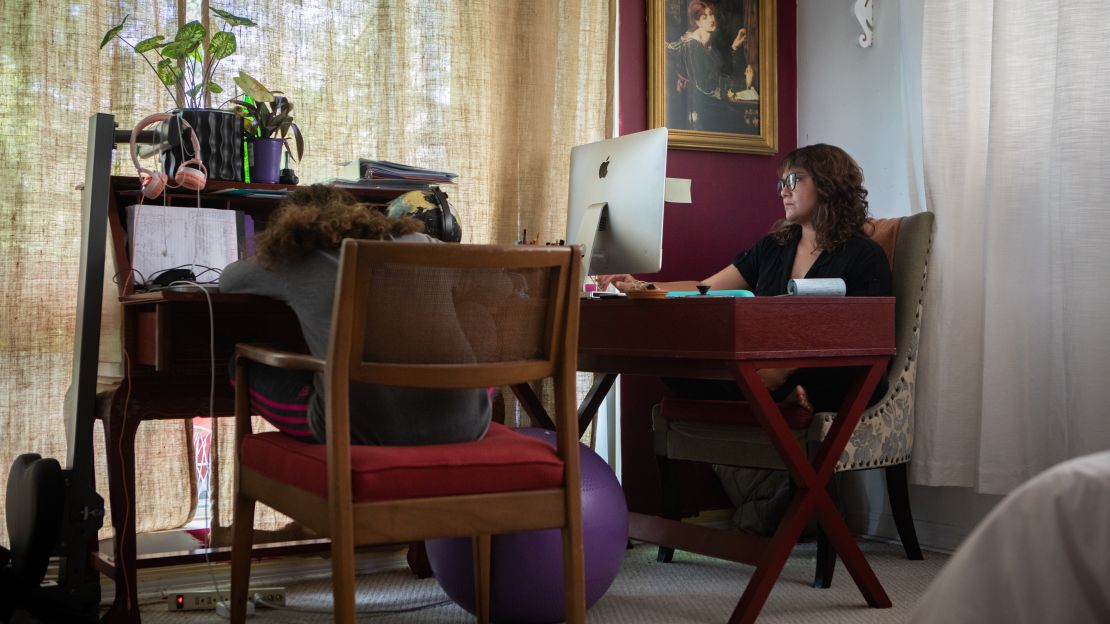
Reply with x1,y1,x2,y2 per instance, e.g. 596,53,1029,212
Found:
511,373,617,436
729,361,892,624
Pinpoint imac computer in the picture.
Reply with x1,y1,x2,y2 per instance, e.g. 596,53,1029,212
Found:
565,127,668,283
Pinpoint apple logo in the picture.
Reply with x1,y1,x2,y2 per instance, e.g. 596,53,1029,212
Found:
598,156,610,179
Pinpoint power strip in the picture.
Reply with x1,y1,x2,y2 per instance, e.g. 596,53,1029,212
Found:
166,587,287,611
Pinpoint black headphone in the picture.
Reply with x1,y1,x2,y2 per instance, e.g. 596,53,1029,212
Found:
429,186,461,243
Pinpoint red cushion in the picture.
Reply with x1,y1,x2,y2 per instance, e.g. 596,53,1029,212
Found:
239,422,564,502
659,398,814,430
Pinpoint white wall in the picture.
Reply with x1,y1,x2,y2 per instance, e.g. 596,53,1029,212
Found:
797,0,918,218
796,0,1001,553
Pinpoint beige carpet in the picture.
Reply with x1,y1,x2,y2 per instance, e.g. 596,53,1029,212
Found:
122,539,946,623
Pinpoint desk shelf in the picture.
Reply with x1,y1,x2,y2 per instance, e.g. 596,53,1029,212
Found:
105,176,410,299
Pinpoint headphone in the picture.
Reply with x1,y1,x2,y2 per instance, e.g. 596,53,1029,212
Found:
429,186,461,243
129,112,207,199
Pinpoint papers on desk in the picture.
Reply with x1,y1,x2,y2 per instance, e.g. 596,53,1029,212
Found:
127,205,243,286
319,177,444,192
209,188,289,198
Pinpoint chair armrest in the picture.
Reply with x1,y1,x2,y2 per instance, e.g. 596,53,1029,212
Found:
234,343,325,373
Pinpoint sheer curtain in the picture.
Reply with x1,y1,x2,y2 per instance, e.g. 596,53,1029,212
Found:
0,0,612,542
914,0,1110,493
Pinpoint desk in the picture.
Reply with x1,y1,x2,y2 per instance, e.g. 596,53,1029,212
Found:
572,296,894,623
95,176,410,624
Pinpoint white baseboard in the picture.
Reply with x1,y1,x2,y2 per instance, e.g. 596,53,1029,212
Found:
844,508,964,554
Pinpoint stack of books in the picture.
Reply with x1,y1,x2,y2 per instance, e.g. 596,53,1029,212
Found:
333,157,459,186
339,159,457,184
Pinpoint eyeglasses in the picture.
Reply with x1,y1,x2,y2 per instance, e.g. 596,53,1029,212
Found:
776,172,810,193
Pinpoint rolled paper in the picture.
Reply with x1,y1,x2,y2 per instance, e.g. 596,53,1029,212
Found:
786,278,846,296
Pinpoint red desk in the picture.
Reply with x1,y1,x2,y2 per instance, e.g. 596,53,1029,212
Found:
576,296,895,623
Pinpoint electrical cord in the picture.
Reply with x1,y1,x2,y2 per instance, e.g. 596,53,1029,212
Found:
117,280,225,612
250,593,455,617
117,349,133,610
166,280,229,607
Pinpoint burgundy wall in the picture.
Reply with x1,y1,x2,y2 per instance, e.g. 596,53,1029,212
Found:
616,0,797,514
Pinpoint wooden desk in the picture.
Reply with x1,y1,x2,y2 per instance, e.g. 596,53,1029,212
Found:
96,176,410,624
573,296,894,623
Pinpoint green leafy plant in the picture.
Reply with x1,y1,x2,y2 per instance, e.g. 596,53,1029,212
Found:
100,7,257,109
231,72,305,162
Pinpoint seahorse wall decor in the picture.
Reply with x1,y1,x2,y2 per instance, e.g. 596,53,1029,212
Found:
854,0,874,48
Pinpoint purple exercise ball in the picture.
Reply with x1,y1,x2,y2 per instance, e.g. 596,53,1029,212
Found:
425,427,629,623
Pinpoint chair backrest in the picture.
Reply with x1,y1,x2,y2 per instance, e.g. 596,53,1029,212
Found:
870,212,934,396
817,211,934,471
325,240,582,440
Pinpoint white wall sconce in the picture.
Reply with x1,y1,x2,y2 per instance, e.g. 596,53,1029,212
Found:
854,0,874,48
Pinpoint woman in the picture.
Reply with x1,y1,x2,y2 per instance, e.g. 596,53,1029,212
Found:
667,0,748,131
220,184,491,445
599,143,892,410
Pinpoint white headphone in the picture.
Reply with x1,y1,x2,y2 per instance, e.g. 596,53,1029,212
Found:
129,113,208,199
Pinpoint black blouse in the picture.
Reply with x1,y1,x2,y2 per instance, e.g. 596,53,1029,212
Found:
732,231,892,297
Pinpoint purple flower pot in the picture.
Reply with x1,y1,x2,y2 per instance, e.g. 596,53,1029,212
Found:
248,137,284,184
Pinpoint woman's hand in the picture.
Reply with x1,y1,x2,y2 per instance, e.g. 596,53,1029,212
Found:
732,27,747,50
593,274,637,291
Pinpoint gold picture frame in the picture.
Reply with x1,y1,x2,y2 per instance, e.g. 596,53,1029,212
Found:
648,0,778,154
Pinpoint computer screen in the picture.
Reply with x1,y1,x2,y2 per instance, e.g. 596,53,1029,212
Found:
565,127,668,280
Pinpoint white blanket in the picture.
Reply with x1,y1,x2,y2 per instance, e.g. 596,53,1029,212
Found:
909,450,1110,623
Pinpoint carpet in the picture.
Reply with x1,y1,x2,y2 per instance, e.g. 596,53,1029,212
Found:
126,539,945,623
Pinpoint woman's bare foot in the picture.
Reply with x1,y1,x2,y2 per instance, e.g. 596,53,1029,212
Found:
782,384,813,412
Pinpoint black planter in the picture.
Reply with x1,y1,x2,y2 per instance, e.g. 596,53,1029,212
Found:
161,108,244,182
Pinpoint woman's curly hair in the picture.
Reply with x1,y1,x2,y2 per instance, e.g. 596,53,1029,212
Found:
771,143,870,251
254,184,424,269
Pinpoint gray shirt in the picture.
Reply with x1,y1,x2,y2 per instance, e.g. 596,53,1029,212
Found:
220,233,491,445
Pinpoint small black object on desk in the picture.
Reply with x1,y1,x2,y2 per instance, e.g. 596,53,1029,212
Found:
696,283,711,295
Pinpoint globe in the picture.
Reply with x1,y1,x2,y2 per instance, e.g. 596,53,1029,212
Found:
385,189,461,242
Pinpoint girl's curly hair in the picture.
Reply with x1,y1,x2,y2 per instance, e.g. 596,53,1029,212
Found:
254,184,424,269
770,144,870,251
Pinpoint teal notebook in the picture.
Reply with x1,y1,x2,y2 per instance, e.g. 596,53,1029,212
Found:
666,290,754,298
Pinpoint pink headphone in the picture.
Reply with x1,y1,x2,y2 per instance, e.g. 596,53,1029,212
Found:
129,112,208,199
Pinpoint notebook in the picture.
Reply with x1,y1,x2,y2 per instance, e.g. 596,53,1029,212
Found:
126,205,246,289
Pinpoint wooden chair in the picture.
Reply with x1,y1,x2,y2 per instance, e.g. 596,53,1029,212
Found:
228,240,585,624
652,212,934,587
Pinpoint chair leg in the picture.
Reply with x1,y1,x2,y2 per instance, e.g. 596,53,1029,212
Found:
331,531,358,624
655,454,681,563
406,541,434,579
813,529,836,589
885,463,924,560
229,492,256,624
812,475,840,588
562,518,587,624
472,534,492,624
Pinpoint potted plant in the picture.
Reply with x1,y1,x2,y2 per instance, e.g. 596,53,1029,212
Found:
100,7,258,181
231,72,305,184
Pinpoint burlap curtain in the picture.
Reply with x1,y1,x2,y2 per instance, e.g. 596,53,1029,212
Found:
0,0,612,543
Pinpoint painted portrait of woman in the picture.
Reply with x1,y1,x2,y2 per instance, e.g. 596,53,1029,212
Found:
652,0,775,153
664,0,759,133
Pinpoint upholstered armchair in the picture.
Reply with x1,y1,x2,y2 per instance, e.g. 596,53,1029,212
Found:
652,211,934,587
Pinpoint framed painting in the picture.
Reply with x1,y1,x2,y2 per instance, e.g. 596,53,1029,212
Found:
648,0,778,154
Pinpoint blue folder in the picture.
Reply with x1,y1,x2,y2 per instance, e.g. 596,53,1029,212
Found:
666,290,754,298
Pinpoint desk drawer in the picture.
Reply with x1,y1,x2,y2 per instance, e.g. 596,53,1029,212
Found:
129,301,304,373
